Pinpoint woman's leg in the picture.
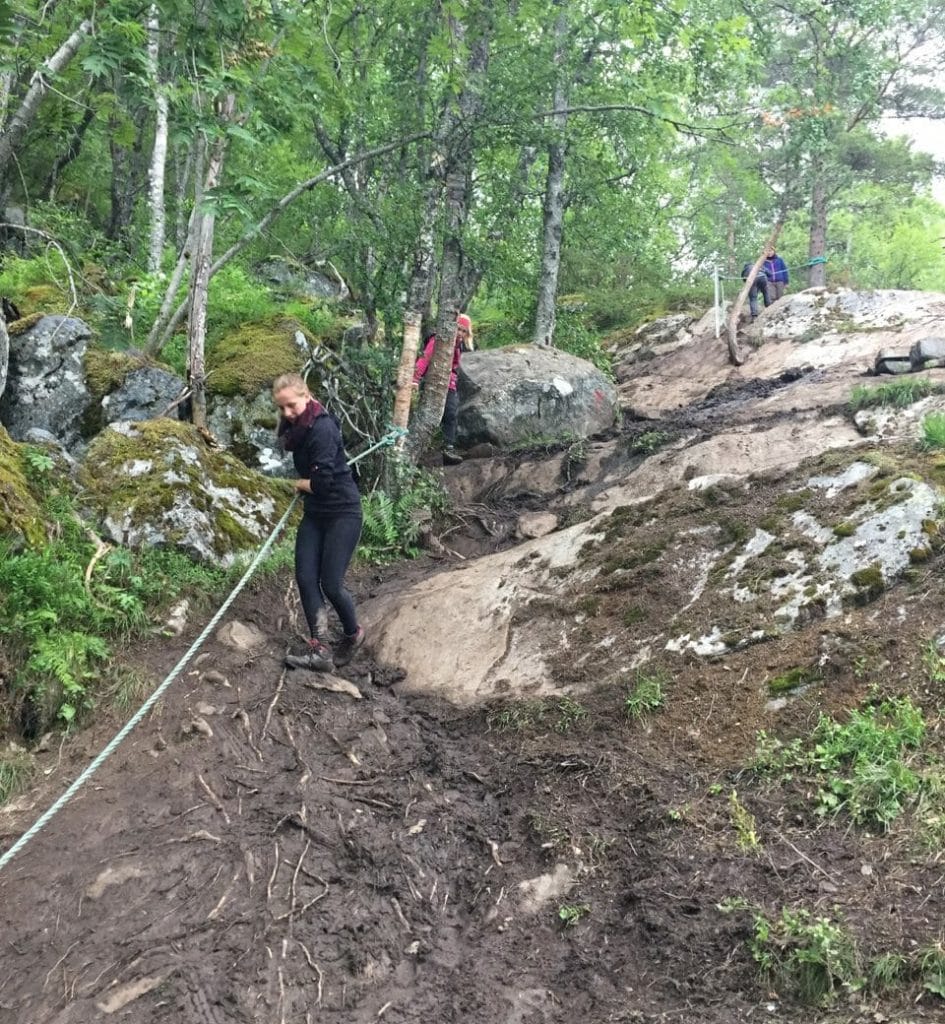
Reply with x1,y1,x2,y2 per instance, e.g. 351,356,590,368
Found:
318,514,362,635
295,513,327,638
441,388,459,446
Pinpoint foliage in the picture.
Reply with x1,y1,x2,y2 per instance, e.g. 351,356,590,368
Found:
728,790,761,853
624,669,666,722
752,697,929,827
0,747,33,805
488,696,588,734
747,907,864,1003
921,412,945,451
849,377,940,412
558,903,590,928
0,489,229,726
358,463,447,564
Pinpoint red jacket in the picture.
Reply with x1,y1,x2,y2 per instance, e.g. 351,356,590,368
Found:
414,335,462,392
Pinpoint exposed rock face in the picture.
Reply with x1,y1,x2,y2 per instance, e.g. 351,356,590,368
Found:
207,390,293,477
78,419,291,566
457,346,617,448
0,315,92,449
101,366,185,424
255,259,349,302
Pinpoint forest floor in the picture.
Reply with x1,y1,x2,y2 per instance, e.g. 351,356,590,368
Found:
3,402,945,1022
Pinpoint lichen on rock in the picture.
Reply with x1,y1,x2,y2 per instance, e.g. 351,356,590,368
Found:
207,317,311,397
78,418,293,566
0,426,46,548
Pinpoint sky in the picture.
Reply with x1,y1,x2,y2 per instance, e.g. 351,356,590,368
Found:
882,116,945,201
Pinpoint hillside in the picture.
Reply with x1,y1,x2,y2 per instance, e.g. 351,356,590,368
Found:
3,291,945,1023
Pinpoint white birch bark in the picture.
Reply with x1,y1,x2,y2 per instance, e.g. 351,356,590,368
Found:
146,5,169,274
532,5,568,348
0,20,92,185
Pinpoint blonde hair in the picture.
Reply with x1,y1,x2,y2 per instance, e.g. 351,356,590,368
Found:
272,372,309,397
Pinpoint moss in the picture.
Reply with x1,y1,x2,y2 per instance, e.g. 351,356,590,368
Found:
909,546,932,564
849,563,885,603
758,515,782,534
19,284,69,316
768,666,821,696
207,316,311,397
622,605,647,627
718,517,751,545
79,419,290,559
83,348,145,402
776,489,811,513
7,312,44,337
576,595,601,617
602,542,665,575
0,427,46,548
922,519,940,537
833,521,856,538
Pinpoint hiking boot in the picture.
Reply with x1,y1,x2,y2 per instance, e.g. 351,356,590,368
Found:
285,638,334,672
443,446,463,465
333,626,365,667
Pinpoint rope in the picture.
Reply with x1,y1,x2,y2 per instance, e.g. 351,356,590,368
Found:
0,425,407,875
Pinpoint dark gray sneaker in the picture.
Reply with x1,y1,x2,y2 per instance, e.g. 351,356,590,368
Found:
333,626,365,667
285,638,334,672
443,446,463,465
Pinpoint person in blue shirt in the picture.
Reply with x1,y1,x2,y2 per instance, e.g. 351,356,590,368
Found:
763,248,789,301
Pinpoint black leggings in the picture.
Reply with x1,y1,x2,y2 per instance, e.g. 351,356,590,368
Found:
295,511,362,636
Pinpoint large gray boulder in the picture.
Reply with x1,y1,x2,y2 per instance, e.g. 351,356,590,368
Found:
457,346,618,448
0,315,92,449
78,419,290,567
255,259,348,302
101,365,185,424
207,390,293,477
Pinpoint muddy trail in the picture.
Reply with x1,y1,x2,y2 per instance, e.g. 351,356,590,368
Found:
0,544,943,1024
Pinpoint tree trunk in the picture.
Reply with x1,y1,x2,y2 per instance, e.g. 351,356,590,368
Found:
391,178,442,446
725,208,736,278
532,4,568,348
145,131,431,353
407,13,490,461
44,103,95,200
186,94,235,429
726,221,784,366
808,174,827,287
0,20,92,193
0,309,8,402
146,4,169,273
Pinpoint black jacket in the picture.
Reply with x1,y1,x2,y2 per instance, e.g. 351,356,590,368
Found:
291,411,361,517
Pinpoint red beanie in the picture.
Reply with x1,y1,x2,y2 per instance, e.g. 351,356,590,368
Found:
456,313,472,329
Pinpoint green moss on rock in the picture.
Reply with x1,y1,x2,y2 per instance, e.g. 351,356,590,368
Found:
849,563,885,603
7,312,44,337
768,666,821,696
208,316,311,397
83,348,145,402
0,427,46,548
79,419,292,563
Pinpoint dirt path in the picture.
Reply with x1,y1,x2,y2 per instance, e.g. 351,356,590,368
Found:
2,537,943,1023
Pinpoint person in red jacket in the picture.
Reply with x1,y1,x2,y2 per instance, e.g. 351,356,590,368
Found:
413,313,473,465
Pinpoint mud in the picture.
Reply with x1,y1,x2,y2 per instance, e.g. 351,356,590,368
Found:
1,557,944,1024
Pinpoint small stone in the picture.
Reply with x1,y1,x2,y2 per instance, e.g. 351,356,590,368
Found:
195,702,218,717
183,717,213,739
201,669,230,687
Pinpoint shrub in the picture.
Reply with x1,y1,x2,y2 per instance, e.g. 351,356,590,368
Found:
849,377,939,412
921,412,945,451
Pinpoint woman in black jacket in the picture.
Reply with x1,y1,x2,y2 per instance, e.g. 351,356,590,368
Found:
273,373,364,671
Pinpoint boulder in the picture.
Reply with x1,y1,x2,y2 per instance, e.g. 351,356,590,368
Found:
207,317,311,398
875,349,913,375
101,365,185,424
78,419,292,567
909,336,945,370
255,259,349,302
207,389,293,477
456,346,617,448
0,315,92,449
